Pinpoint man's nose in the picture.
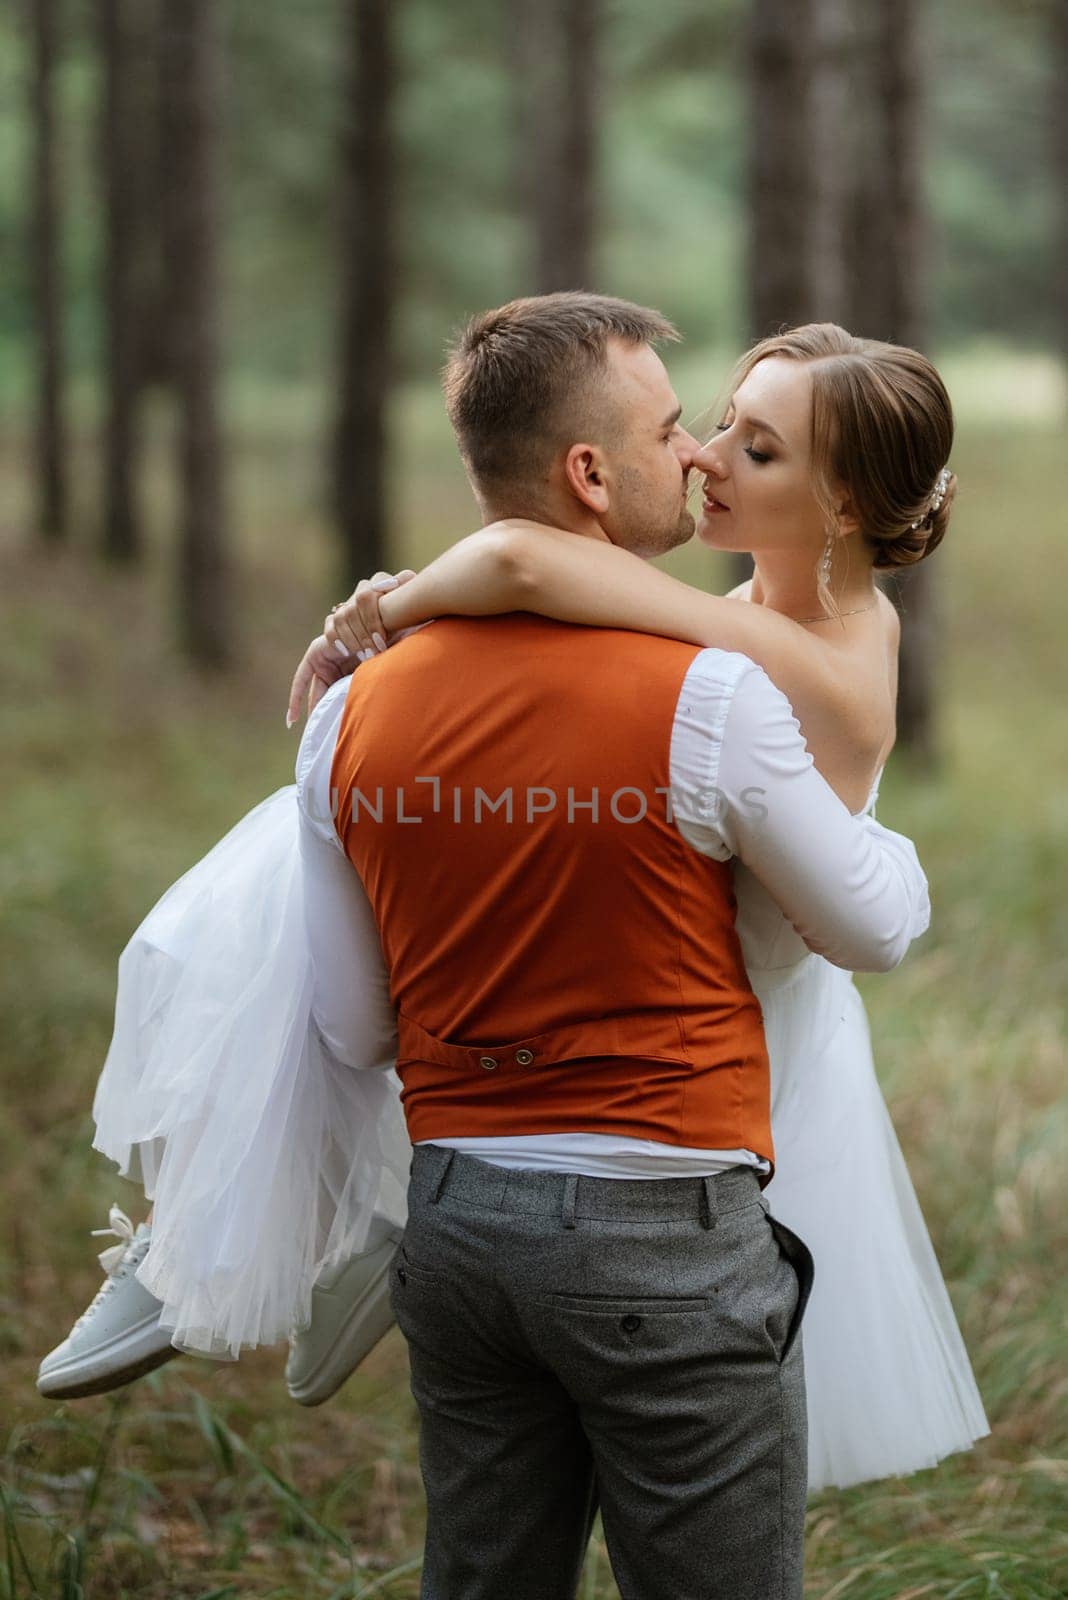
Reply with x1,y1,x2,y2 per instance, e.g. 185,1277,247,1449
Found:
676,428,701,470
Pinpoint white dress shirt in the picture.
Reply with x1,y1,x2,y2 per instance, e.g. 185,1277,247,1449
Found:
296,641,930,1179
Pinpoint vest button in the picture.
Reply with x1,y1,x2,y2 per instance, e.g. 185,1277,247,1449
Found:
515,1048,535,1066
620,1314,642,1334
479,1055,499,1071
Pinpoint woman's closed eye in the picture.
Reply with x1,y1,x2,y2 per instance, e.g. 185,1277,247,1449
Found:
715,421,771,466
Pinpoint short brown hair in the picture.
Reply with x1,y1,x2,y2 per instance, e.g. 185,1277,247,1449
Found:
730,324,955,576
443,292,679,501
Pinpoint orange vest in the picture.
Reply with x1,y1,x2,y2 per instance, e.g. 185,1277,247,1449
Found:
331,615,772,1169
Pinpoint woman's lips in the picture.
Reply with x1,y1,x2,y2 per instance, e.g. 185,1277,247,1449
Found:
702,494,730,515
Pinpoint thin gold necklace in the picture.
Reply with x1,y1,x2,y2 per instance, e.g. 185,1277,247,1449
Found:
796,602,877,625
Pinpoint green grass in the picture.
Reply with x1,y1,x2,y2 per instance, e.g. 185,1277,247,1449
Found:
1,359,1066,1597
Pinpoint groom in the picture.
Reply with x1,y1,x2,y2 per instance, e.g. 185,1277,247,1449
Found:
293,293,929,1598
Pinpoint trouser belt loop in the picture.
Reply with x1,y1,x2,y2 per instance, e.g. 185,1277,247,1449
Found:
429,1148,456,1204
700,1175,719,1231
561,1174,578,1230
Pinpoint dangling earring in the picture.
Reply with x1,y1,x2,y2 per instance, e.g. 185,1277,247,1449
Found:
818,530,835,590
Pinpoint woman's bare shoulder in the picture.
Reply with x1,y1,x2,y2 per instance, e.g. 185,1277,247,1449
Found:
876,585,901,645
705,581,897,806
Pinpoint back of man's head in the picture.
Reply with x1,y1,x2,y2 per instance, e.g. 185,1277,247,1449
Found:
443,292,679,515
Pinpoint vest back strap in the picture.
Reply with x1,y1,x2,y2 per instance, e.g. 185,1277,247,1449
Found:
396,1010,692,1075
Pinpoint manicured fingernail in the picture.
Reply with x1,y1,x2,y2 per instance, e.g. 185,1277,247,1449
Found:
285,712,295,729
372,633,386,653
356,648,369,662
333,640,349,657
371,577,399,592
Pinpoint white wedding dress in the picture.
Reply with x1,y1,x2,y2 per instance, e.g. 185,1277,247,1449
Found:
92,777,988,1491
733,774,988,1486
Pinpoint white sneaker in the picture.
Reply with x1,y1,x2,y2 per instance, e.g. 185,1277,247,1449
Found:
36,1207,181,1399
285,1216,404,1407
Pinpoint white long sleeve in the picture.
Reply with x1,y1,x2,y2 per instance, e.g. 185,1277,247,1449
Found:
295,679,397,1070
670,653,930,972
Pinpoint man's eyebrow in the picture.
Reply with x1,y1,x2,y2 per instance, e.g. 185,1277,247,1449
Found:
660,405,683,431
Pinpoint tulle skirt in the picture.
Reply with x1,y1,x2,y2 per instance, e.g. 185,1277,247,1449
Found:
754,956,988,1488
92,788,410,1358
92,787,987,1483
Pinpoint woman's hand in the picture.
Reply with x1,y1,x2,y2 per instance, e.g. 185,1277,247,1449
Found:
286,569,416,728
324,569,416,662
286,636,344,727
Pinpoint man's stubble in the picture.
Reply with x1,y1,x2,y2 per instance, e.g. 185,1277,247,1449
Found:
614,462,696,560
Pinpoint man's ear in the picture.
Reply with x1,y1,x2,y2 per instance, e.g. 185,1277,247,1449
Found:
563,442,611,516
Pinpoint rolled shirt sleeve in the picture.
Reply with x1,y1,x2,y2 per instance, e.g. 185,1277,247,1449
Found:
671,651,930,973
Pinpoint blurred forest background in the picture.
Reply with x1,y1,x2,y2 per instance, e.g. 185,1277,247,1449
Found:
1,0,1067,1597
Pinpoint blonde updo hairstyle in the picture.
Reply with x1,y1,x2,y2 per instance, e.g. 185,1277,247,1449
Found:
731,323,956,615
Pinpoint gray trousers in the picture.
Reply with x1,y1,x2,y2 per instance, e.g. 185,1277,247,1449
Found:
392,1145,813,1600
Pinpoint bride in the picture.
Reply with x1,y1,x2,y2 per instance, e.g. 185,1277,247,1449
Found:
40,320,988,1492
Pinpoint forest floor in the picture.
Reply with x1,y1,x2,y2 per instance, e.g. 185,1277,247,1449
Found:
1,357,1066,1598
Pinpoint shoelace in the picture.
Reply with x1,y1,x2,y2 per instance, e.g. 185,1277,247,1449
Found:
91,1203,141,1274
70,1205,149,1332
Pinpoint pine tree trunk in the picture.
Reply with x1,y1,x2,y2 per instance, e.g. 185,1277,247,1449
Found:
737,0,818,589
870,0,939,768
544,0,598,291
98,0,141,561
333,0,394,588
506,0,545,262
165,0,229,665
155,0,183,390
807,0,852,324
510,0,557,289
511,0,599,294
842,3,889,339
29,0,67,542
746,0,815,338
876,0,926,348
845,1,927,345
132,0,174,390
1054,0,1068,370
